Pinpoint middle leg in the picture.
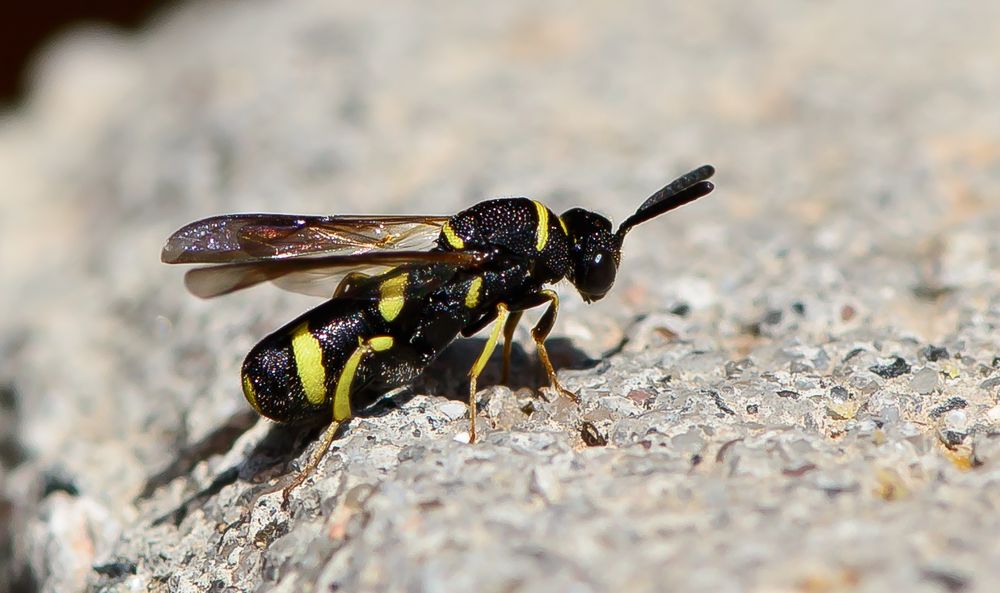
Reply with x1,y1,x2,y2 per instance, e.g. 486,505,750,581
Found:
501,310,523,385
466,302,510,443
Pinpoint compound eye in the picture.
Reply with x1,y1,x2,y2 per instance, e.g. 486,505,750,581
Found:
578,249,617,300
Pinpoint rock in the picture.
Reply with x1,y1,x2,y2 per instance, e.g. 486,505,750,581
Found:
3,2,1000,592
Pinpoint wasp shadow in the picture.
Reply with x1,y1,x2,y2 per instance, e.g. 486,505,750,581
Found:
141,410,331,525
141,336,598,525
339,335,600,414
410,335,600,401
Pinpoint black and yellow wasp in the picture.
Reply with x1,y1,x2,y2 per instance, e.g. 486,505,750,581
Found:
163,165,715,495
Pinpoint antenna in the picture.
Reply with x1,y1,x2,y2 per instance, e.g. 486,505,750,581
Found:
615,165,715,241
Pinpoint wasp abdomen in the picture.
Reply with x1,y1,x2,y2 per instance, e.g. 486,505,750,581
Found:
241,303,375,423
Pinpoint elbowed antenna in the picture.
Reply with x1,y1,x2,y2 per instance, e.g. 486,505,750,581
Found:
614,165,715,243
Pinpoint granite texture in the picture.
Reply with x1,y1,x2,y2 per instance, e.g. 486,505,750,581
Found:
2,1,999,592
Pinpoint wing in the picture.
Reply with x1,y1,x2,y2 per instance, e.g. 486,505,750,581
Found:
161,213,450,264
183,250,487,299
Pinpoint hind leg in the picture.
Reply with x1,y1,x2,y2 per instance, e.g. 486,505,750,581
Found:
466,303,510,443
281,334,394,503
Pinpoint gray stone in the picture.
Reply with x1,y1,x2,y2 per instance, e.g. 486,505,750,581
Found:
909,367,941,395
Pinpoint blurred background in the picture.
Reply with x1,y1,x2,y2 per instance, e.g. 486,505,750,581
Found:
1,2,169,105
2,1,999,592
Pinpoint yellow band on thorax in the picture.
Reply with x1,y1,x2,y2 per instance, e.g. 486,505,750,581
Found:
465,276,483,309
533,201,550,251
442,221,465,249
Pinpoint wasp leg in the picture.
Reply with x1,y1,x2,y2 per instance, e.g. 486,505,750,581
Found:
281,334,394,503
501,310,524,385
332,271,371,298
467,303,510,443
281,419,342,505
530,289,578,402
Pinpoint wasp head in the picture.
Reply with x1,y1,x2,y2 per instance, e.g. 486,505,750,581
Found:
562,165,715,303
561,208,618,303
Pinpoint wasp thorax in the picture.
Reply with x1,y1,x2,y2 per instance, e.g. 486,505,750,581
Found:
560,208,620,303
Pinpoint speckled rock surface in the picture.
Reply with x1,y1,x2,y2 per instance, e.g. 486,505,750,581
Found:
3,1,1000,592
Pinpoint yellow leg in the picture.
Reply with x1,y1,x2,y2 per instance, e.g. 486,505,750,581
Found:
501,310,523,385
281,419,341,505
530,290,578,402
282,334,394,503
467,303,510,442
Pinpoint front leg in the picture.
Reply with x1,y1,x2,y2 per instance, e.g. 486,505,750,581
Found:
527,289,578,402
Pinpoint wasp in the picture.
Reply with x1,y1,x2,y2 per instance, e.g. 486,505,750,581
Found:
163,165,715,497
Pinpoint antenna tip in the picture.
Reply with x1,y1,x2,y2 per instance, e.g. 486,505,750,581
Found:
691,164,716,181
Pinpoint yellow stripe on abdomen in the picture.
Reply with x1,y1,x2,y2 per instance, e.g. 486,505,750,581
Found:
532,201,550,251
242,374,263,415
378,272,409,322
291,322,327,405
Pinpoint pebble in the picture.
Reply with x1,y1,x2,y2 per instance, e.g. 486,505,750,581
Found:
438,402,470,421
909,368,940,394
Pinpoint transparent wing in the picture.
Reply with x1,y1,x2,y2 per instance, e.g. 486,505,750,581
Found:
182,250,486,298
162,213,449,264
